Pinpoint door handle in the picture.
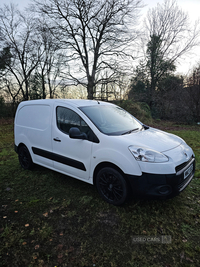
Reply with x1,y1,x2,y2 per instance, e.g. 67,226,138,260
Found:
53,137,61,142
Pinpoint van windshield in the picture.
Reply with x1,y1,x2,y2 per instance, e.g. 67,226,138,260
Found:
79,105,143,135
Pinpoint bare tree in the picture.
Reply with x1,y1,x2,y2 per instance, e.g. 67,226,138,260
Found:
33,0,143,99
33,20,69,99
142,0,200,108
95,72,130,100
0,4,40,101
145,0,199,62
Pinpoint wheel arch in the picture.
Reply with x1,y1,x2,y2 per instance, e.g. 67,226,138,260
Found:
17,143,34,170
15,142,28,153
93,161,131,190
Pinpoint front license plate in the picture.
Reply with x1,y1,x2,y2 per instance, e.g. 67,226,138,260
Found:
184,164,193,179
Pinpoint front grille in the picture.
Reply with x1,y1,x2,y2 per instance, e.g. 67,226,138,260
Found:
178,172,193,191
176,157,195,192
175,156,193,173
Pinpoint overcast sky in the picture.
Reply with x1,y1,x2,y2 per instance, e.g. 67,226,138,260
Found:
0,0,200,74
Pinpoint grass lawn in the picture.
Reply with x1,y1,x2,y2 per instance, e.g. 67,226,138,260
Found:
0,119,200,267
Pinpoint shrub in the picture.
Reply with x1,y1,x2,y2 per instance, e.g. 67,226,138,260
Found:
0,96,19,118
0,96,7,118
114,100,152,125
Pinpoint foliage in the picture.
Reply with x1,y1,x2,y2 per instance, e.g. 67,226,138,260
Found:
152,75,186,120
129,50,200,122
0,0,199,108
0,96,6,118
128,0,200,120
115,100,152,124
128,62,149,103
0,120,200,266
0,46,12,72
129,33,177,112
186,65,200,122
129,68,191,121
145,0,199,68
146,34,176,107
29,73,44,100
0,97,19,118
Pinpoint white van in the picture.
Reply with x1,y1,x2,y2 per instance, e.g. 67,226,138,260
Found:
14,99,195,205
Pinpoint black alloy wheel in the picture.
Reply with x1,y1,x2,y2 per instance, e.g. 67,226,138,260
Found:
18,145,33,170
96,167,128,205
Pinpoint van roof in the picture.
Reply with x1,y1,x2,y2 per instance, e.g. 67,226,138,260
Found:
19,99,113,108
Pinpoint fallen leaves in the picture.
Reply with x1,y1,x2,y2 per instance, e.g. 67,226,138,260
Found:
186,257,194,263
5,187,11,191
66,246,74,253
43,210,53,217
57,253,63,259
57,244,63,250
35,244,40,250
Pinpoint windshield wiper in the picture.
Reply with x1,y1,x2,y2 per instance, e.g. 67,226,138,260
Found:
121,128,139,135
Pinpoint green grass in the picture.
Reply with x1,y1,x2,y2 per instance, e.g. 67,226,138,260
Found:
0,120,200,266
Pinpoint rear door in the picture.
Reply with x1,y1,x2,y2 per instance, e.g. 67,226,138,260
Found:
15,103,54,168
52,104,94,180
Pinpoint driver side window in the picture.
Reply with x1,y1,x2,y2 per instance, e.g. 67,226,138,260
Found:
56,106,90,135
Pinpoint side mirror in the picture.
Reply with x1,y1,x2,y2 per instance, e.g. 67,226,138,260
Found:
143,124,149,130
69,127,87,140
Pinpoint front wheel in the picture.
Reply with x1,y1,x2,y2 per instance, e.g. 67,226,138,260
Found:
96,167,128,205
18,145,33,170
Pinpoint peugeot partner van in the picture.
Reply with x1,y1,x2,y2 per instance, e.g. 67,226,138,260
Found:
14,99,195,205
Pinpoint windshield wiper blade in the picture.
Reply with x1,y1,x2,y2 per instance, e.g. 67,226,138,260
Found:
121,128,139,135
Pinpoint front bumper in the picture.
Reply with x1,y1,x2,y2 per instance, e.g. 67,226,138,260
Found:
126,156,195,199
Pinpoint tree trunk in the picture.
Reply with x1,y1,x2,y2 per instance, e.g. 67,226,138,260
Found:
87,76,94,100
42,70,46,99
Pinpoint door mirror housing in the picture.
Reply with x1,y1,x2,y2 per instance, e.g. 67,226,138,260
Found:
69,127,87,140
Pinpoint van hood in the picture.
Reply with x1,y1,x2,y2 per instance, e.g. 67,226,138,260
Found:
120,127,183,152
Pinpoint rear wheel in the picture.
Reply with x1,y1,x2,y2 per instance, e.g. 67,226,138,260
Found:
96,167,128,205
18,145,33,170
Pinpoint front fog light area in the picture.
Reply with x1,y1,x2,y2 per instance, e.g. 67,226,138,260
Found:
129,146,169,163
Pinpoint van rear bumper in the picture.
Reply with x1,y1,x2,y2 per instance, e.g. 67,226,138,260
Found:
126,157,195,199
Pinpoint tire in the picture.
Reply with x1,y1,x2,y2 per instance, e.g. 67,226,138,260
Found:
18,145,33,170
96,167,128,205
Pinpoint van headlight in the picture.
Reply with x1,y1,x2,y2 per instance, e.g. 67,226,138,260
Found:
128,146,169,163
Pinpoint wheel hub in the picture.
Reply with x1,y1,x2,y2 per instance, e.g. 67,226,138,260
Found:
108,184,113,191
